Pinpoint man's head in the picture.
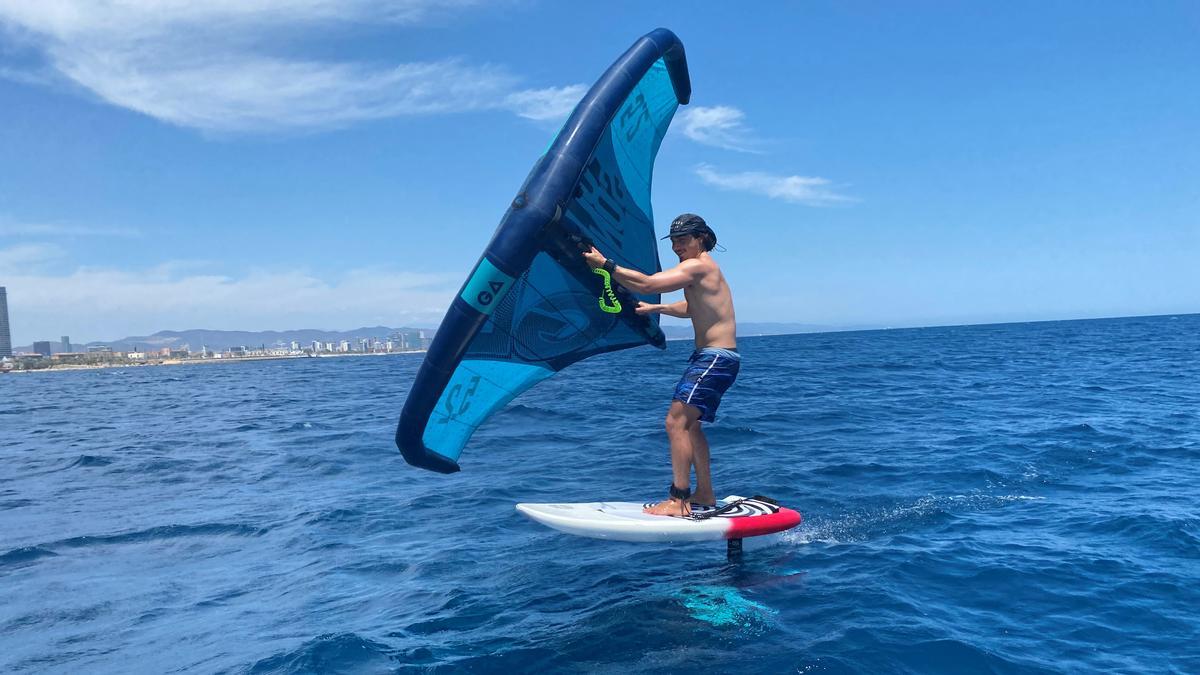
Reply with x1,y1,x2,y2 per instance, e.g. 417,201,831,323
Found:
662,213,716,260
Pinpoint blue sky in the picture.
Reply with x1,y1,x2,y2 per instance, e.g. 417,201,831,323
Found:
1,1,1197,345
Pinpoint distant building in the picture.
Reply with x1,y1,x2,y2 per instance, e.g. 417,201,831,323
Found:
0,287,10,357
87,345,111,353
33,341,52,356
392,329,422,350
61,336,71,353
390,328,433,350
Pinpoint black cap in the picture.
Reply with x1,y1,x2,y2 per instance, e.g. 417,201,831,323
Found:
661,213,716,249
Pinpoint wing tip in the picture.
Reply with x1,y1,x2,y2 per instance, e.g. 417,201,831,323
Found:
396,440,462,474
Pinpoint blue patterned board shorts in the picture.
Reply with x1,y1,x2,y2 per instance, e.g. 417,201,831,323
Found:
672,347,741,423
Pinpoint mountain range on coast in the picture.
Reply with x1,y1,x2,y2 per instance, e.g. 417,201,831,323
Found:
15,322,841,354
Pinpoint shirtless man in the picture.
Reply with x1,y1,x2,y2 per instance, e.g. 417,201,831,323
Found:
583,213,739,517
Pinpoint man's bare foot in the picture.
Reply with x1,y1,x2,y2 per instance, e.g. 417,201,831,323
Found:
643,497,691,517
690,491,716,508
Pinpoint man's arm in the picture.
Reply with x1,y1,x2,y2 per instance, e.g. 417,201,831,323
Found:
635,300,689,317
582,246,702,294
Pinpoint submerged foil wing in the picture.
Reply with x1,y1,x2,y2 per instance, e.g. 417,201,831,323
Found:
396,28,691,473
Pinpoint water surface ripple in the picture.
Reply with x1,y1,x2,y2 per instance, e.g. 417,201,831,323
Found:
2,315,1198,672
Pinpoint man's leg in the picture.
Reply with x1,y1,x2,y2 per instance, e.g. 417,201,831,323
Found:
690,424,715,506
644,400,702,516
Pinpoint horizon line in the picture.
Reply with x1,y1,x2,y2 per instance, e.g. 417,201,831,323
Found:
11,310,1197,351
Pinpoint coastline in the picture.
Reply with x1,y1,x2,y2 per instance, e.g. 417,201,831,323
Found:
2,349,428,375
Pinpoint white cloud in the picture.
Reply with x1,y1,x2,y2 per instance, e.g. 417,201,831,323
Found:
503,84,587,121
679,105,759,152
0,258,458,345
694,163,852,206
0,218,139,237
0,242,66,271
57,53,520,132
0,1,584,133
0,1,473,38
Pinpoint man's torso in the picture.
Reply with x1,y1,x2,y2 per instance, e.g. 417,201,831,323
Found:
684,255,736,350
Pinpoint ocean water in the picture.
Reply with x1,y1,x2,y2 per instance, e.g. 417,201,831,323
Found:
2,314,1198,673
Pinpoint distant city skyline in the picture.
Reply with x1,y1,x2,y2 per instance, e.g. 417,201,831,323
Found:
1,4,1197,345
3,322,446,355
6,308,1200,356
2,330,435,371
0,287,10,356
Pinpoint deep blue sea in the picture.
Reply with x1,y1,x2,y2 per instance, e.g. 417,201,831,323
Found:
2,314,1199,673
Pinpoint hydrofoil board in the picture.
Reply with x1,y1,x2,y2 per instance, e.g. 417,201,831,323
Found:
516,495,801,543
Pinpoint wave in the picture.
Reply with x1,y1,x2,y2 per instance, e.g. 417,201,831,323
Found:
248,633,396,674
0,545,59,569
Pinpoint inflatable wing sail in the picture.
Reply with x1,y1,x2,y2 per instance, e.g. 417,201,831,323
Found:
396,28,691,473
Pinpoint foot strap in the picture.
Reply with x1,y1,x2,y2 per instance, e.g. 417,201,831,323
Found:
668,483,691,501
690,494,781,521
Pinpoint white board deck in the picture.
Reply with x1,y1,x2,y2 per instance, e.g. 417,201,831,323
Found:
516,495,802,543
